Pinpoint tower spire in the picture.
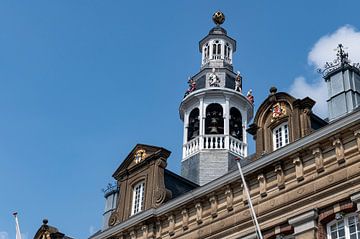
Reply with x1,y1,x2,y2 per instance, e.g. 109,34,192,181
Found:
179,12,253,186
319,44,360,121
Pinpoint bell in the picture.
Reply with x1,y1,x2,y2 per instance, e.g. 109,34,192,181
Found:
209,126,219,134
211,117,218,124
194,120,199,128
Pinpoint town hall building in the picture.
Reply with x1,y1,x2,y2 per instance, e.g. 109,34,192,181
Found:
34,11,360,239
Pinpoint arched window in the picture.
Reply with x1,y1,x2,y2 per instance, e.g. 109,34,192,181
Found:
272,122,289,150
327,213,360,238
204,43,209,58
187,108,200,141
225,42,231,61
131,181,145,215
212,40,222,59
205,104,223,134
230,108,242,140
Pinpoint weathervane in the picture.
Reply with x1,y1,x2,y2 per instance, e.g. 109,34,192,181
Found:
318,44,360,76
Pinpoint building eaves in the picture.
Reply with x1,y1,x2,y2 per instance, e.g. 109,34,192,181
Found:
90,109,360,239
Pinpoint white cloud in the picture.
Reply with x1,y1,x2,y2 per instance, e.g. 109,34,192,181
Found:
308,25,360,69
21,233,28,239
289,76,328,118
290,25,360,119
0,232,9,239
89,226,96,235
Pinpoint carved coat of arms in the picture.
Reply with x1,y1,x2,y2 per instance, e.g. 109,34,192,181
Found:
271,102,286,122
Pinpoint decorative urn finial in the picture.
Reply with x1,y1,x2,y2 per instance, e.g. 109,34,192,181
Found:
270,86,277,95
212,11,225,25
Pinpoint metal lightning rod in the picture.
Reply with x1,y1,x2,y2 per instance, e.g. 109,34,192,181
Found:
235,157,263,239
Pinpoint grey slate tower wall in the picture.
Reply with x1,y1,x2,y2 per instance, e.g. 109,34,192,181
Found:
323,45,360,121
181,151,239,185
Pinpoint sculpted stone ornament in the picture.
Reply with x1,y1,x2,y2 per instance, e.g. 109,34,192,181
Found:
168,215,175,236
209,195,218,218
181,209,189,230
258,174,267,197
155,221,162,238
209,68,220,87
293,156,304,181
333,137,345,164
108,212,118,227
153,158,172,207
246,89,254,104
275,164,285,189
224,185,234,211
271,102,287,122
235,71,242,92
184,77,196,98
134,149,146,164
212,11,225,25
195,202,203,224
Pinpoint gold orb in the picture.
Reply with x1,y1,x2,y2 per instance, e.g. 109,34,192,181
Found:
212,11,225,25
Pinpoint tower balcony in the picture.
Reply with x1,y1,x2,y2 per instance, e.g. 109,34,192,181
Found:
182,134,247,160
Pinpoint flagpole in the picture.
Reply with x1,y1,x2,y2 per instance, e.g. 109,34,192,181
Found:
13,212,22,239
235,158,263,239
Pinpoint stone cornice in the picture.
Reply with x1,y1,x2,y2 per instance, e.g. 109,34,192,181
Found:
90,110,360,239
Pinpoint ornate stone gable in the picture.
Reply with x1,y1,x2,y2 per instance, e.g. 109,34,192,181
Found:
247,87,326,159
110,144,172,225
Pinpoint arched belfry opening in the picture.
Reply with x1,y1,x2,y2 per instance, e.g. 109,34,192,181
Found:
205,103,224,135
187,108,200,141
179,11,254,186
230,107,242,140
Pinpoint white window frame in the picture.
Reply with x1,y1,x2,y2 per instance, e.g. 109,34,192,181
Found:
131,181,145,215
272,122,289,150
326,213,360,239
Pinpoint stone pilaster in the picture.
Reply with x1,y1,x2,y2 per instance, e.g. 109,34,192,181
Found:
288,209,318,239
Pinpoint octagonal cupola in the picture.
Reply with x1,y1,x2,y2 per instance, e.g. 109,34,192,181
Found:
180,12,253,186
200,11,236,70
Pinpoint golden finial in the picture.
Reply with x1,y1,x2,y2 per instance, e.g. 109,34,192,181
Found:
212,11,225,25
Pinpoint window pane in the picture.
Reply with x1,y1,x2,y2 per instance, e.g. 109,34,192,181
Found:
331,224,337,231
350,224,356,233
338,228,344,237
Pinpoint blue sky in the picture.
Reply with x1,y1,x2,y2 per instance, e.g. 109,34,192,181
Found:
1,1,360,239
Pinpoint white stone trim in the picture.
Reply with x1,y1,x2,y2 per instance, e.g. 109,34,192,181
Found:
288,209,318,236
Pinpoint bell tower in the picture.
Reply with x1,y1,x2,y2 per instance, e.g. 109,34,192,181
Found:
179,12,254,186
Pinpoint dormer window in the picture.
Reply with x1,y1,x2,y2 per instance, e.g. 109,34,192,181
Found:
272,122,289,150
131,181,145,215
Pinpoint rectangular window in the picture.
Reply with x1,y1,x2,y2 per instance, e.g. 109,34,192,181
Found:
131,181,145,215
273,122,289,150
